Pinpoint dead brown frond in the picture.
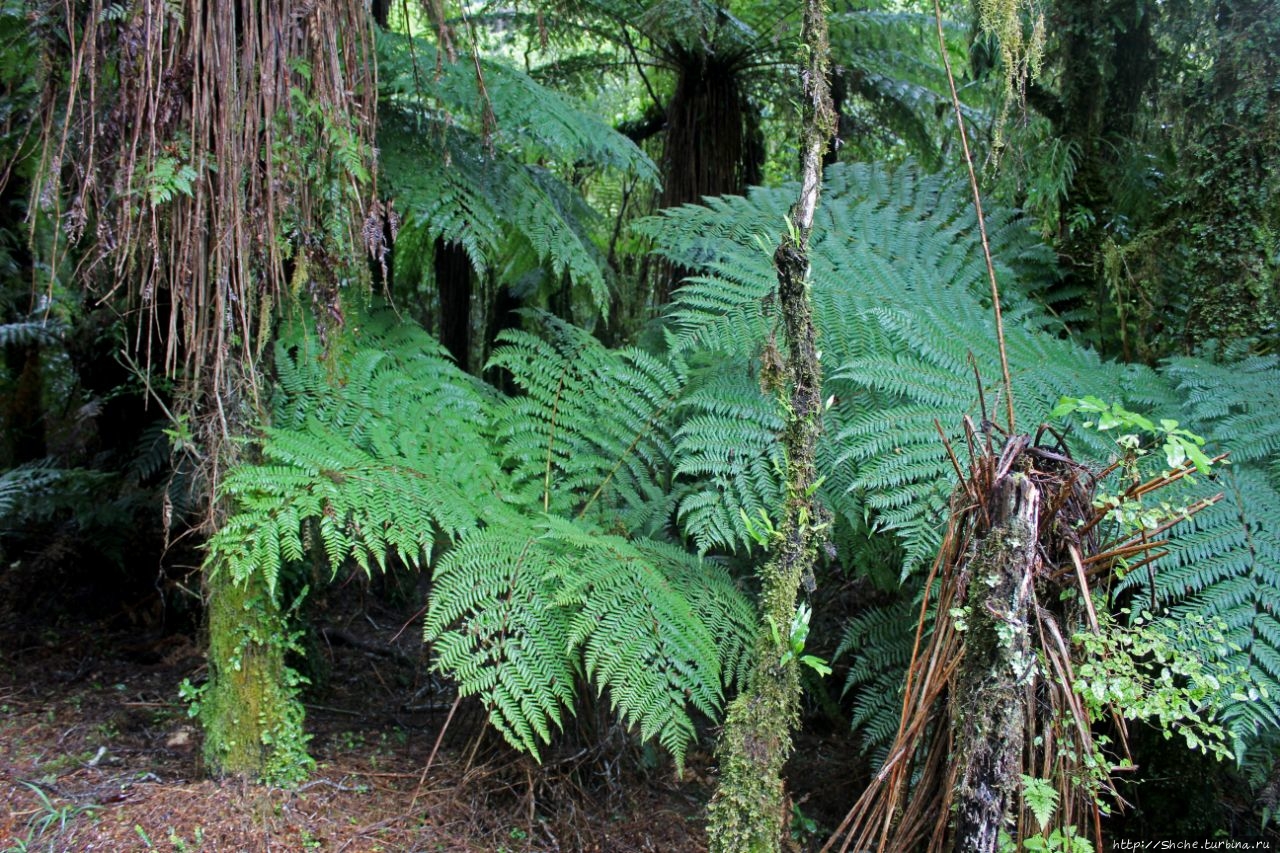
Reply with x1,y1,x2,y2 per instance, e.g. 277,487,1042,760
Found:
824,418,1220,853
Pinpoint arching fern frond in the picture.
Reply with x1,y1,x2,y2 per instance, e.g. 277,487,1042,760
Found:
424,517,754,766
1162,354,1280,465
424,522,578,757
378,34,657,180
378,32,656,316
551,524,752,764
208,311,508,594
0,319,61,347
1117,462,1280,746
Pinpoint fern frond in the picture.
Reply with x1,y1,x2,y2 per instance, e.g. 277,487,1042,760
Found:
1163,354,1280,464
378,33,657,180
489,312,683,531
1119,467,1280,740
837,597,920,760
210,310,507,594
424,517,754,766
549,526,750,767
0,460,62,524
674,366,785,553
425,523,577,758
0,319,61,347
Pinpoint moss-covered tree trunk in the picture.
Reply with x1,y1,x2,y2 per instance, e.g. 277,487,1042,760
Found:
1179,0,1280,347
202,551,310,784
952,474,1039,853
705,1,835,850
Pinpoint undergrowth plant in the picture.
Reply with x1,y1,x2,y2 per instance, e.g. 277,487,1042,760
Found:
209,306,752,769
642,159,1280,783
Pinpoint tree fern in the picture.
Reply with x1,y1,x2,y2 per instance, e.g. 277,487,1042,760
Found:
213,306,752,767
642,159,1280,770
378,33,656,315
637,161,1060,565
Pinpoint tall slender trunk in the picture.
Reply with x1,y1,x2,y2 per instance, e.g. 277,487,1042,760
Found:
705,2,835,850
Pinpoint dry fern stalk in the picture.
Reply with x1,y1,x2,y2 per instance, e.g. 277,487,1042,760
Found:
826,416,1222,853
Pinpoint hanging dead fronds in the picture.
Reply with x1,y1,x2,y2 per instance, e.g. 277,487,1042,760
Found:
824,416,1224,853
30,0,379,414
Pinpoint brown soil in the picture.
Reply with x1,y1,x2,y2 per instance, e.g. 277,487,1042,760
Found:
0,573,720,853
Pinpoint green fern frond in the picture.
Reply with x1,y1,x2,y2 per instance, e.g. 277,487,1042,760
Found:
377,31,655,316
674,367,785,553
423,517,754,766
837,597,920,759
549,526,750,766
1163,354,1280,464
489,312,682,530
0,460,62,523
0,318,61,347
210,310,506,594
378,34,656,180
425,523,577,758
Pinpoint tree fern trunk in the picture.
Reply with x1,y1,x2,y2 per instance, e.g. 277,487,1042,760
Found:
706,1,835,849
952,475,1038,853
654,51,764,306
435,237,474,372
202,554,307,782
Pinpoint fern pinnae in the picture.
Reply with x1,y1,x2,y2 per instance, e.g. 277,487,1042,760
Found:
575,370,681,523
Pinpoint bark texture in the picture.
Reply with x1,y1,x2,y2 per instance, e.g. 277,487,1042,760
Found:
705,0,835,849
953,475,1040,853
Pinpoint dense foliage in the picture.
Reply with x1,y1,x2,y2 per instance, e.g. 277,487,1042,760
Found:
2,0,1277,847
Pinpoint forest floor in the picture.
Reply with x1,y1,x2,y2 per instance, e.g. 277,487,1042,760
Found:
0,568,863,852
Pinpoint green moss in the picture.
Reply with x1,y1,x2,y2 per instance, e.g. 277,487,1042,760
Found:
706,577,802,853
201,561,313,786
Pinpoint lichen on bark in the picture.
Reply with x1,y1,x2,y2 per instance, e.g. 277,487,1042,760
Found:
705,0,835,849
952,474,1039,853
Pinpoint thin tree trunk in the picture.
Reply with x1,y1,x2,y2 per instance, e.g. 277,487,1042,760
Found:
705,1,835,849
435,238,474,371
